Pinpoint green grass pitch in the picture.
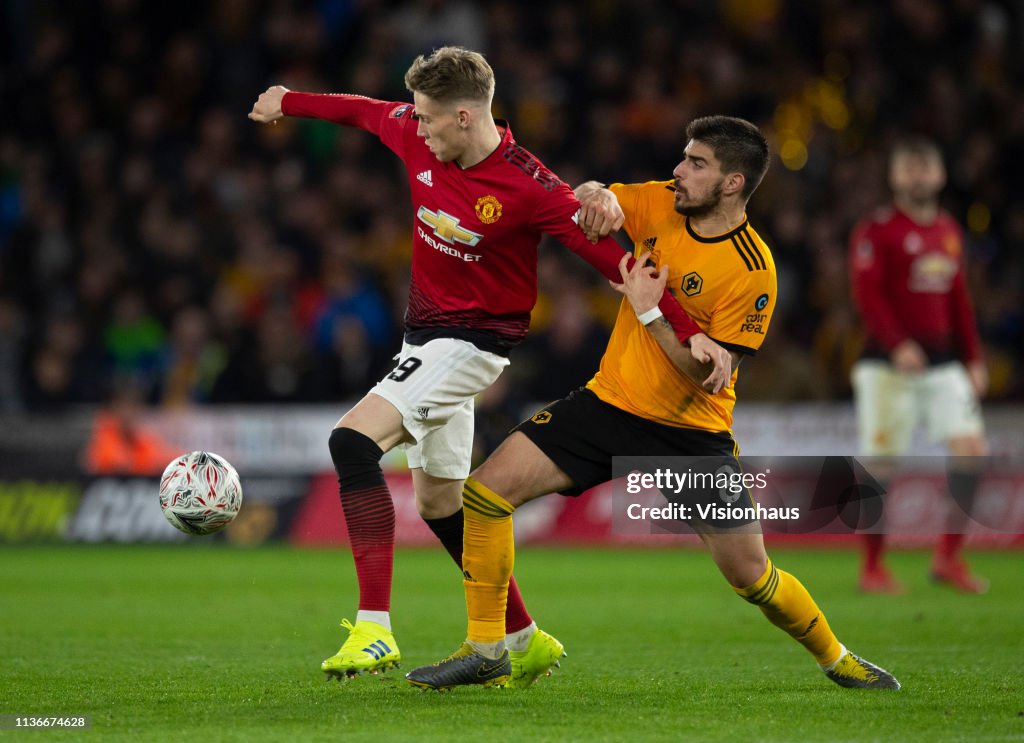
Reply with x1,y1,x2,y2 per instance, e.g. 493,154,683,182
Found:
3,544,1023,741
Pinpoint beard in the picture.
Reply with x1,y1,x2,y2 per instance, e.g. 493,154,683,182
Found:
673,179,724,217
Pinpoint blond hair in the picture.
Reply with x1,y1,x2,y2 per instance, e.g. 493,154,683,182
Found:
404,46,495,104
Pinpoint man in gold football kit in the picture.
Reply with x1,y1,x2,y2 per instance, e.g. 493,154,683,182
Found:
406,116,900,691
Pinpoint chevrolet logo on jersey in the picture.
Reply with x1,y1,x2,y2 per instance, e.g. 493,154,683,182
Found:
417,206,484,247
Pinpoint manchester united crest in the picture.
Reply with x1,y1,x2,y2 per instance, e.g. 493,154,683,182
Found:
475,195,503,224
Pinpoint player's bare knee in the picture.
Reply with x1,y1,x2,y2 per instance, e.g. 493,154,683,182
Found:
711,541,768,588
413,478,463,519
469,432,572,507
737,563,766,587
415,497,451,520
724,557,768,588
468,454,525,506
469,468,527,508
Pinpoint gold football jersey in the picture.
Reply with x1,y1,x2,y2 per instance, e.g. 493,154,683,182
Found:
586,181,777,432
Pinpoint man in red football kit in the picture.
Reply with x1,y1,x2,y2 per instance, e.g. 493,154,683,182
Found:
249,47,731,683
850,136,989,594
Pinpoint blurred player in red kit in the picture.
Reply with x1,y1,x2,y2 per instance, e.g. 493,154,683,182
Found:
249,47,731,683
849,136,988,594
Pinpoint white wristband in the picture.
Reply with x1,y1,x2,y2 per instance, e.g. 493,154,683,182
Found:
636,306,664,325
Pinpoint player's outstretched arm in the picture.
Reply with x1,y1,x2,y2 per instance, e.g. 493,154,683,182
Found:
248,87,397,136
248,85,289,123
611,252,734,394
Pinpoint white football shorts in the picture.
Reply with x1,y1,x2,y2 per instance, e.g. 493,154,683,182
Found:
369,337,510,479
851,360,984,456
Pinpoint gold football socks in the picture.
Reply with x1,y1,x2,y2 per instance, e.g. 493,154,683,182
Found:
734,559,843,667
461,477,516,646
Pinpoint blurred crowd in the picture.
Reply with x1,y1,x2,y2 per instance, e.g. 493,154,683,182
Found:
1,0,1022,418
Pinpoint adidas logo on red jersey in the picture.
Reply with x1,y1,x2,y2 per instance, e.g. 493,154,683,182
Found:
416,170,433,186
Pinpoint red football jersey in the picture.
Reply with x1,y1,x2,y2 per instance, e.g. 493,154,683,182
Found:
281,92,700,353
849,205,981,363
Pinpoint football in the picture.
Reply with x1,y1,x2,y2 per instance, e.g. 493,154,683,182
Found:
159,451,243,536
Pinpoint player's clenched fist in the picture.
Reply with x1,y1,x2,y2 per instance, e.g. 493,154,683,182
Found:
575,181,625,243
248,85,290,123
